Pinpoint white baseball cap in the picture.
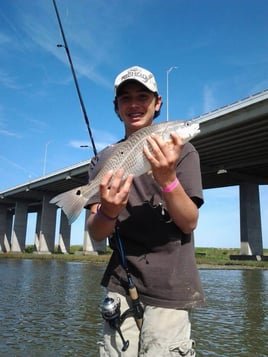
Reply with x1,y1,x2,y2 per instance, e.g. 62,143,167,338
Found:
114,66,158,96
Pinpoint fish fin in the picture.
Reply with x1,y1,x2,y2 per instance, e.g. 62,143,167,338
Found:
50,186,89,224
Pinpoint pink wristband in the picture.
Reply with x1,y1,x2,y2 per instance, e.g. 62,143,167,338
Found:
161,178,179,193
96,204,118,221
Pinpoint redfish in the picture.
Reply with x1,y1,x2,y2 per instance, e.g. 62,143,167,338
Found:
50,120,200,224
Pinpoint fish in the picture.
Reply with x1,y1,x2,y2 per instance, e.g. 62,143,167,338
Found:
50,120,200,224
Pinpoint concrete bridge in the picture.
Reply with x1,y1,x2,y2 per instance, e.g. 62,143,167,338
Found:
0,160,106,254
1,90,268,256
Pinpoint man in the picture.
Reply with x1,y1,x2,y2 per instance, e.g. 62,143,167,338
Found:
87,66,205,356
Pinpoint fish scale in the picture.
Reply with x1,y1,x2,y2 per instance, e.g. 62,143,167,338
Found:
50,120,200,224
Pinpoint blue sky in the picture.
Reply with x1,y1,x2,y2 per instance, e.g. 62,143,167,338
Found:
0,0,267,248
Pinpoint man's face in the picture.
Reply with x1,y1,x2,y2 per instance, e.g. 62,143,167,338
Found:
116,81,162,136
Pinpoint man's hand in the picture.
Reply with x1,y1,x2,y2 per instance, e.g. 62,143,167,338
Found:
99,169,134,218
143,133,183,187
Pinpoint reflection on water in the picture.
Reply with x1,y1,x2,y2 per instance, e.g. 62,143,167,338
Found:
0,260,267,356
0,259,105,356
193,270,268,357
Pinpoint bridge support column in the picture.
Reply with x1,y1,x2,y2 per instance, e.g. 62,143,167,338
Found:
83,210,106,254
58,211,71,253
38,194,57,254
0,205,11,252
7,211,13,250
239,183,263,256
34,210,41,251
11,201,28,252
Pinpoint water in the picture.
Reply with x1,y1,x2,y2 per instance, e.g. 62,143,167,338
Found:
0,259,105,357
0,260,267,357
192,270,268,356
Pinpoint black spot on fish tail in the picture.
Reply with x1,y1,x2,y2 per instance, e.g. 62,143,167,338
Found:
76,190,81,196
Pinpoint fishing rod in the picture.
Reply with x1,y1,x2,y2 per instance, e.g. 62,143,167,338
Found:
52,0,98,157
100,226,144,351
117,231,144,330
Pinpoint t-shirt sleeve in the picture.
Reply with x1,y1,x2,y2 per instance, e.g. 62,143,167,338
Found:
177,143,204,209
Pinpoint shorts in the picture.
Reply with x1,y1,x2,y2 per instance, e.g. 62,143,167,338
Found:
98,291,196,357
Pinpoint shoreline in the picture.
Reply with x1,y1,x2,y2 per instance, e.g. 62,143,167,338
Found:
1,252,268,270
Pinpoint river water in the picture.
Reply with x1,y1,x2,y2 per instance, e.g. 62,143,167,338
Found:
0,259,267,357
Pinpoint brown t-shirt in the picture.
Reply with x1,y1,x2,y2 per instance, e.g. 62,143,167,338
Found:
88,142,205,309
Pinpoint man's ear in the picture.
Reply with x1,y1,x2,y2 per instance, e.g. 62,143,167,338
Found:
154,95,163,119
113,99,123,121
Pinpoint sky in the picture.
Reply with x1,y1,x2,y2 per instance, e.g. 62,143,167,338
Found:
0,0,268,249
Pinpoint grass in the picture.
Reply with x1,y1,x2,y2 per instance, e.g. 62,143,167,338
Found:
195,247,268,268
1,246,268,268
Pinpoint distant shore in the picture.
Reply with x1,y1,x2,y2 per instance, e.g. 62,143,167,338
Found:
1,247,268,269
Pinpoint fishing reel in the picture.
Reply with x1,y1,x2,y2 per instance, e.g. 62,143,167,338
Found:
100,296,131,351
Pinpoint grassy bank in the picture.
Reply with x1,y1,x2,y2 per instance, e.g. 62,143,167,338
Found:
195,247,268,269
1,246,268,269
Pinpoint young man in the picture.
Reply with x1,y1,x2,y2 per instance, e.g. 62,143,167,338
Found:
87,66,205,356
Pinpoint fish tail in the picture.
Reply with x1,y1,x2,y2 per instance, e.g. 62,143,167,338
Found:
50,187,89,224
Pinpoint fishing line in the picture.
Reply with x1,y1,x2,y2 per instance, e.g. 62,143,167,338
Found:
52,0,98,157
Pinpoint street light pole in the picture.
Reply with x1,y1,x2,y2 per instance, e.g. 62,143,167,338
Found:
43,141,52,175
166,66,177,121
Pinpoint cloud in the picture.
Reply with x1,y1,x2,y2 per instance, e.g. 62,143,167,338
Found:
7,0,145,92
24,117,48,133
0,70,21,90
224,52,268,68
0,31,11,45
0,106,21,137
69,129,118,151
0,129,20,137
11,1,113,90
69,140,91,149
203,84,217,113
0,154,38,177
